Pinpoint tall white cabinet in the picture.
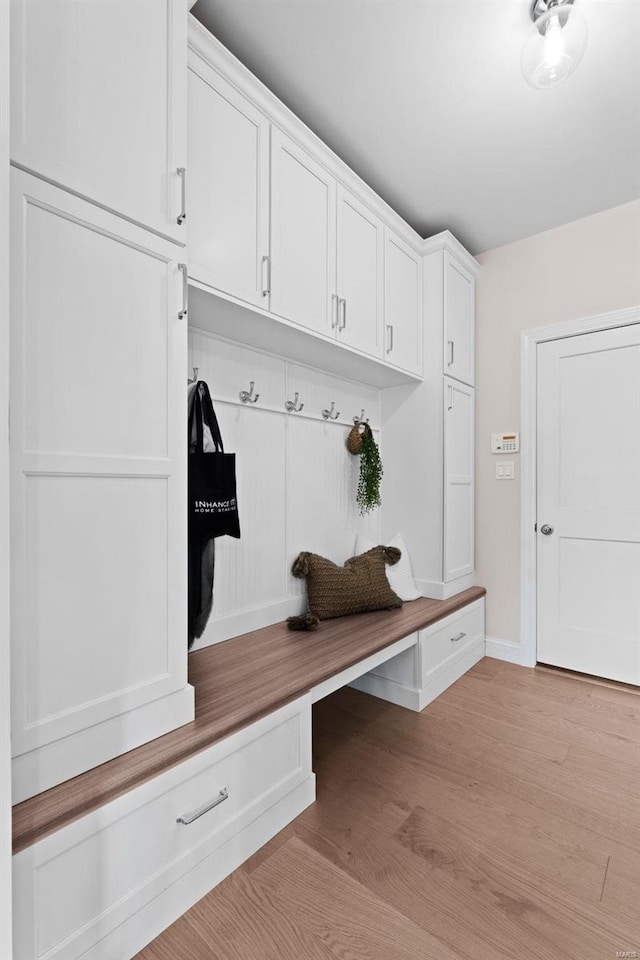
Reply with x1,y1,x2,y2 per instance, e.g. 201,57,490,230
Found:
443,378,475,581
382,234,478,600
9,0,193,803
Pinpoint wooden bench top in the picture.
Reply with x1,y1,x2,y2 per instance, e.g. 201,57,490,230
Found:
12,586,485,853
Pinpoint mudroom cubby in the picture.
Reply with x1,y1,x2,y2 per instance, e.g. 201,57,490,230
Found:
187,326,382,646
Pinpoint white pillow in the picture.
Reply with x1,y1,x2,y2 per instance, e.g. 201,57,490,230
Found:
354,532,421,601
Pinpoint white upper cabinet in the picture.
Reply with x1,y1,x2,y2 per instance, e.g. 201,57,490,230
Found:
384,229,423,376
443,377,474,582
10,0,187,243
270,129,337,337
336,185,384,358
443,252,475,386
188,59,270,307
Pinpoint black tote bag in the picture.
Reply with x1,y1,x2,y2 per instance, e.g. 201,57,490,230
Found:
188,382,241,542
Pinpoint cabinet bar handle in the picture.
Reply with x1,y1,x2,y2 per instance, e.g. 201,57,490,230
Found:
176,787,229,825
331,294,339,329
177,167,186,225
450,631,466,643
338,297,347,331
447,384,453,410
386,324,394,354
178,263,188,320
261,255,271,297
447,339,454,366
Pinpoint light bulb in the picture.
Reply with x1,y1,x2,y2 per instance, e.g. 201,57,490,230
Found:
542,14,564,68
522,1,588,90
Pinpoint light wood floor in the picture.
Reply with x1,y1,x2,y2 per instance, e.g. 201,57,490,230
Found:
136,659,640,960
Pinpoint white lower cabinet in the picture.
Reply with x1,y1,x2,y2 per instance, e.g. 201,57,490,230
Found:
352,599,485,711
10,170,194,803
13,696,315,960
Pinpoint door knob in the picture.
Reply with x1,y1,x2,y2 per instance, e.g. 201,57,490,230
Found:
540,524,554,536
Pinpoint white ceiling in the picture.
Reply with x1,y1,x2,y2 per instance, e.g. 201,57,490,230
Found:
192,0,640,254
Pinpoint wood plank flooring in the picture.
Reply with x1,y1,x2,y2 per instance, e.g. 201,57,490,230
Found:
135,659,640,960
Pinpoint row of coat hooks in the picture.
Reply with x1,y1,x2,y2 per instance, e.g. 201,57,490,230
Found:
238,380,370,423
189,369,369,423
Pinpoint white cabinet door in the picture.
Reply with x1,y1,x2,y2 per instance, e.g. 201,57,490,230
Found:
384,230,423,376
270,129,336,337
10,0,187,243
10,171,192,802
443,378,474,582
336,185,384,358
188,60,270,307
444,253,475,386
536,326,640,683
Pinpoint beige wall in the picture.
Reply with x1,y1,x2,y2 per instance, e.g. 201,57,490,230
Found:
475,199,640,650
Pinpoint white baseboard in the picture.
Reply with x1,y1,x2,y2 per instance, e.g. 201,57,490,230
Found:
350,673,421,711
485,636,522,664
416,574,475,600
82,775,316,960
12,684,195,804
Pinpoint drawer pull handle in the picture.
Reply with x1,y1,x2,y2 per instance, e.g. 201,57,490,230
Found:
176,787,229,825
450,631,466,643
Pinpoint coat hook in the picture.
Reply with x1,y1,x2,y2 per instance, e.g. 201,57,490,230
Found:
322,401,340,421
285,392,304,413
353,409,369,425
188,367,199,384
239,381,260,404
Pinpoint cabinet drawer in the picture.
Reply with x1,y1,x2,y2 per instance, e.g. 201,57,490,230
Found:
13,696,312,960
420,599,484,681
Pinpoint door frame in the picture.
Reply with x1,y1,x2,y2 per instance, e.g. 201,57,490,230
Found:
520,305,640,668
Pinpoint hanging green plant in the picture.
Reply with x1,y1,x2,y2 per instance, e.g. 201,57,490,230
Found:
347,423,383,515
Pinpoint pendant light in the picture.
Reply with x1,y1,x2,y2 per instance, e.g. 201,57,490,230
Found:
522,0,588,89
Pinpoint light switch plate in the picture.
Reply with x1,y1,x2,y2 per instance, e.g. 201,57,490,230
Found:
496,462,515,480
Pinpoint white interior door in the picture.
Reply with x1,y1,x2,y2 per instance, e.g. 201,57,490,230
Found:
10,0,187,242
537,324,640,683
188,61,270,307
336,185,383,358
270,129,336,336
443,377,474,582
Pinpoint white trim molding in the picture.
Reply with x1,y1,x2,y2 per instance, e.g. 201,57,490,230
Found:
0,1,12,955
485,637,521,664
520,305,640,669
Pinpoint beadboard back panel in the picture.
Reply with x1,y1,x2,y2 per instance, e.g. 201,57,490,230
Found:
188,328,381,646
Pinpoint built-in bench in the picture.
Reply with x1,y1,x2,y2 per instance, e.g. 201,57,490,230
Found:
12,586,485,960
